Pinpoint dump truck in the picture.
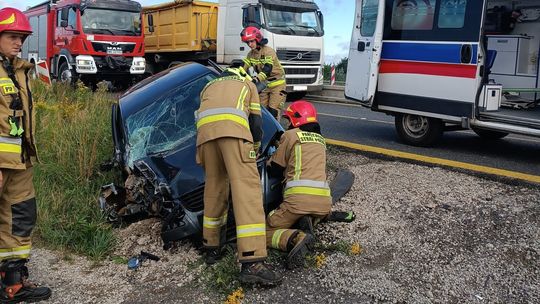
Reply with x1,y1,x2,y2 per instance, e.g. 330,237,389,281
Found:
143,0,325,94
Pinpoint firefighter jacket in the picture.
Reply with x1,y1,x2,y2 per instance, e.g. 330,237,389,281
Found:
243,45,286,89
0,56,37,170
270,128,331,215
196,75,262,147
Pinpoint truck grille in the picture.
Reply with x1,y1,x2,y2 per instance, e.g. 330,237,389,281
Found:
284,67,319,85
91,42,135,53
277,49,321,62
180,185,204,212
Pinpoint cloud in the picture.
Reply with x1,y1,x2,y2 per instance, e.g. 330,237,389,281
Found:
325,53,348,65
1,0,28,10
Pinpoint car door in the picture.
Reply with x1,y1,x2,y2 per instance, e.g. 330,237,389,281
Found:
345,0,385,105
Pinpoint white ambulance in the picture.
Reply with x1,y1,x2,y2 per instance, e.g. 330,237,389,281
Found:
345,0,540,146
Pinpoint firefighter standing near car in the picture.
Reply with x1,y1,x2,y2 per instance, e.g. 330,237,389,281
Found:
195,67,281,285
0,8,52,303
241,26,286,120
266,100,355,269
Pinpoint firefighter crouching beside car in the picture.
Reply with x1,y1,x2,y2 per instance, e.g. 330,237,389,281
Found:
195,67,282,285
0,7,52,303
266,100,355,269
241,26,286,120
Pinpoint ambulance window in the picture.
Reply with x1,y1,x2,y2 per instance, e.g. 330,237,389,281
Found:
391,0,436,30
438,0,467,28
360,0,379,36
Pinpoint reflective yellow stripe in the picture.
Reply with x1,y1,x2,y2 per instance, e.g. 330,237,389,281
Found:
268,79,286,88
237,223,266,238
0,143,22,154
284,186,331,197
249,102,261,111
0,14,15,25
271,229,287,249
203,214,228,228
0,245,31,260
196,114,249,129
294,144,301,180
237,86,248,109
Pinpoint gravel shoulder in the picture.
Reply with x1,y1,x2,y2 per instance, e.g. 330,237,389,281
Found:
29,147,540,303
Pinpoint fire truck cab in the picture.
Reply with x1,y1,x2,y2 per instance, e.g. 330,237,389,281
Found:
23,0,145,88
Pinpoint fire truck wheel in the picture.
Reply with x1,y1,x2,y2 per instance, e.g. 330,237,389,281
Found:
395,114,443,147
472,128,508,140
58,62,77,85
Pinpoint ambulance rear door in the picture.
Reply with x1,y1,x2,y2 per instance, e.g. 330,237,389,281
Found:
345,0,385,105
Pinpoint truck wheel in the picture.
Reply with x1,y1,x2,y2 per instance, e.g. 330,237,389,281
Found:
395,114,443,147
58,62,77,85
472,128,508,140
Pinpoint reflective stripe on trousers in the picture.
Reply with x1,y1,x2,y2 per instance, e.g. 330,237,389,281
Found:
284,179,331,197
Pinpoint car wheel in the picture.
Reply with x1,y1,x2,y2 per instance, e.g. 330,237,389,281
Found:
472,127,508,140
395,113,443,147
58,62,77,85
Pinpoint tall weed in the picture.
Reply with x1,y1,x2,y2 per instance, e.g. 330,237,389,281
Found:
32,81,118,259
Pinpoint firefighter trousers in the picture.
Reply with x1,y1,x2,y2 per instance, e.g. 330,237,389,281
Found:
0,167,36,261
260,84,286,118
197,137,267,263
266,203,326,251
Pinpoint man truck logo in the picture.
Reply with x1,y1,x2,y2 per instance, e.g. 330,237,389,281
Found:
106,46,122,55
110,42,119,46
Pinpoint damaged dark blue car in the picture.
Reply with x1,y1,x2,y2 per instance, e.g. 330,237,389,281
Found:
101,62,285,247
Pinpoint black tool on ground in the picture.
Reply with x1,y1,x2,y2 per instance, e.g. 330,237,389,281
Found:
127,251,160,270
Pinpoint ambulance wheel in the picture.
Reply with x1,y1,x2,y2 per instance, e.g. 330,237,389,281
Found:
395,114,443,147
472,128,508,140
58,62,77,86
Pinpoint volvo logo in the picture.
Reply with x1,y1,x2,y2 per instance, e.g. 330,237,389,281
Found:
293,51,311,60
296,52,303,60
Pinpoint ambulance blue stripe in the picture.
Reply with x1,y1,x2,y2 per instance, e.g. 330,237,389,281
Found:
382,42,478,64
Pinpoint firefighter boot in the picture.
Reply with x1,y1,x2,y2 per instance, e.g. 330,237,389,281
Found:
203,248,224,265
286,231,315,270
239,262,282,286
327,211,356,223
295,215,314,235
0,259,51,303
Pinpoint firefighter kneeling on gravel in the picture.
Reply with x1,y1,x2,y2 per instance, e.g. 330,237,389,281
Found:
0,8,52,303
266,101,355,269
195,67,282,285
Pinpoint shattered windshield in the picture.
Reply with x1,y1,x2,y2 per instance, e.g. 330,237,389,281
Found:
125,73,216,167
81,8,142,36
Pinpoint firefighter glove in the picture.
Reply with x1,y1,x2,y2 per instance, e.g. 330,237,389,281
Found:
253,141,261,153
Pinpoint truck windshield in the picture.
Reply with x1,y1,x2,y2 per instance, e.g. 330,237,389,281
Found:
81,8,141,36
263,6,323,37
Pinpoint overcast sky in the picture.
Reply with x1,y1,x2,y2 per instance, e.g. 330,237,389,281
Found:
0,0,353,63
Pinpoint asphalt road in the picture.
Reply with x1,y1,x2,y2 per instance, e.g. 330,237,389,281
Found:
305,99,540,180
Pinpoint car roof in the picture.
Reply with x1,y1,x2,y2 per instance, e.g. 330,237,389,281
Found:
119,62,217,118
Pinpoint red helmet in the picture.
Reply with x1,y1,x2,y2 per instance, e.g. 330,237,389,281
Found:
241,26,263,43
0,8,32,36
283,100,318,128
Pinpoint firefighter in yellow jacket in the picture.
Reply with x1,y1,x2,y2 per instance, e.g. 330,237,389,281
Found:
0,8,52,303
241,26,286,119
195,67,281,285
266,100,354,269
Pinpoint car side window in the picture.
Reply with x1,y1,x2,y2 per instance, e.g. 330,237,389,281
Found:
68,7,77,28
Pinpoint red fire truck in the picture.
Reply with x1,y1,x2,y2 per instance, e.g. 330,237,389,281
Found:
22,0,145,88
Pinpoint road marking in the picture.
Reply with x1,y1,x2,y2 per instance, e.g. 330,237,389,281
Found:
318,112,540,144
326,138,540,184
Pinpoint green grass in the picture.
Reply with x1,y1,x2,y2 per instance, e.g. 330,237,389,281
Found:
201,247,241,295
32,80,120,259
